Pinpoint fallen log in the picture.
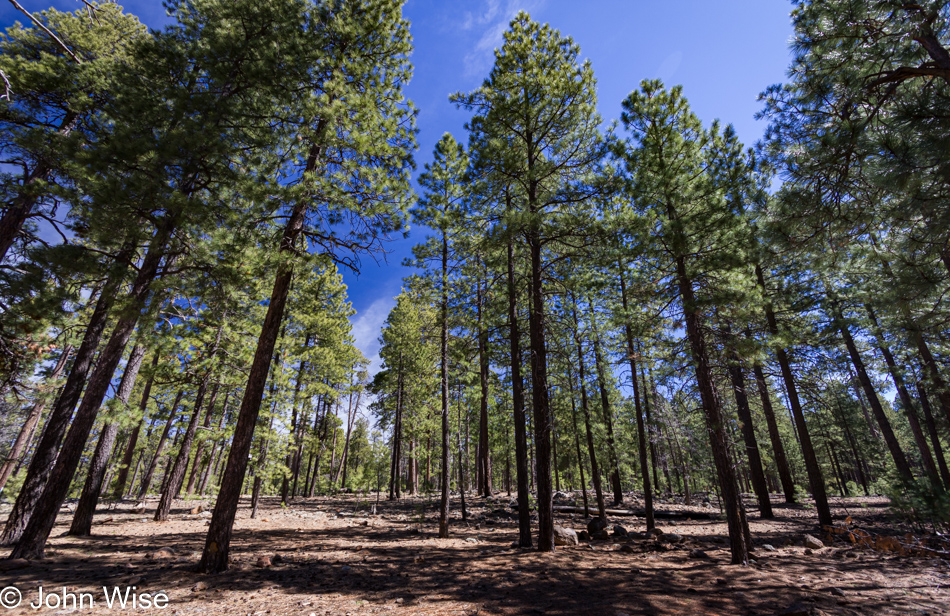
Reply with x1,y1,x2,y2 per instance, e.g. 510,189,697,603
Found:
509,504,719,520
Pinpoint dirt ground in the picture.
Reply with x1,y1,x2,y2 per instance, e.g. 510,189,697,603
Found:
0,493,947,615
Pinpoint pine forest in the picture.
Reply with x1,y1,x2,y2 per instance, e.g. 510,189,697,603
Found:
0,1,948,615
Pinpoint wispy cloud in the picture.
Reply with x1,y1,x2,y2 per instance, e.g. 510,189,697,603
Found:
350,295,395,379
462,0,546,79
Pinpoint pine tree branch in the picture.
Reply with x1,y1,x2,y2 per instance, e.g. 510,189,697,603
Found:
7,0,82,64
866,64,950,87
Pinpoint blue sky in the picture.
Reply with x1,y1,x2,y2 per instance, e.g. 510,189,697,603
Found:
1,0,796,377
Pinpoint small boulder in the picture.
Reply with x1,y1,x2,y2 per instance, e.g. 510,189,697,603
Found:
272,554,284,565
619,544,636,554
802,534,824,550
148,548,175,560
553,526,578,547
578,530,591,541
586,517,608,535
612,525,628,537
659,533,684,544
688,548,710,559
592,529,610,541
464,537,479,544
255,555,272,568
647,527,664,537
191,581,208,592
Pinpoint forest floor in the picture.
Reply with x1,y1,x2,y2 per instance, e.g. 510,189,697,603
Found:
0,493,947,615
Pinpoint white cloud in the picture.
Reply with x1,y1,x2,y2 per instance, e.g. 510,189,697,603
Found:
463,0,546,79
350,295,396,380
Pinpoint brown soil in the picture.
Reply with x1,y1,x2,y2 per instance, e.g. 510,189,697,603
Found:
0,494,947,615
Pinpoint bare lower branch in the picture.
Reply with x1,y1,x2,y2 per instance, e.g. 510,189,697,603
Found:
7,0,82,64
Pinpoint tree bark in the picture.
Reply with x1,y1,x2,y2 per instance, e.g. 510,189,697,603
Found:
678,254,749,564
11,221,174,560
506,232,531,546
570,295,605,519
112,351,160,499
756,263,831,527
68,345,146,535
865,306,940,485
0,254,127,546
833,303,913,482
138,390,185,499
438,231,451,538
722,325,773,518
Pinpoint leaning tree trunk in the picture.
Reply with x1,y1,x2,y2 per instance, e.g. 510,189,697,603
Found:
138,390,185,499
833,302,913,483
756,264,831,527
679,254,749,564
722,324,773,518
865,306,940,485
11,222,174,560
112,350,160,499
0,345,72,492
748,348,797,503
0,250,129,546
197,194,308,573
68,345,147,535
155,373,218,521
916,382,950,488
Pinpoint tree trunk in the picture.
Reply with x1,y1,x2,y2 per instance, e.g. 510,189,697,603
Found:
438,232,451,538
11,224,173,560
0,345,72,492
188,385,223,496
68,345,147,535
475,280,492,498
570,295,605,519
197,189,308,572
0,255,127,546
112,351,160,500
679,255,749,564
138,390,185,499
756,264,831,527
568,388,590,518
917,381,950,488
748,351,797,503
865,306,940,484
833,303,913,482
589,302,622,506
722,326,773,518
155,373,217,521
618,266,654,528
506,232,531,546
